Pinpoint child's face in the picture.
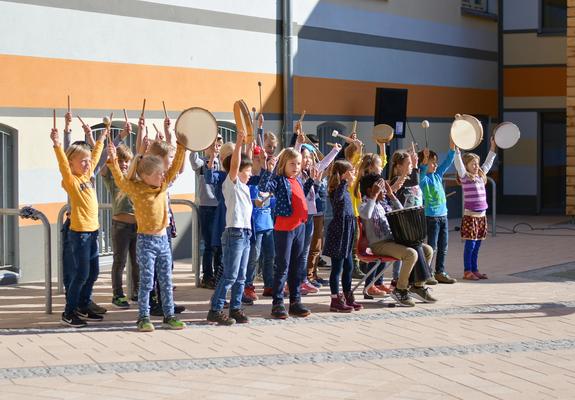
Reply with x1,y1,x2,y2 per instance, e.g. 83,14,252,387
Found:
118,158,130,174
239,166,253,184
301,149,313,170
264,139,277,157
69,153,91,175
165,152,175,169
397,157,413,176
367,184,385,201
466,158,480,175
427,156,438,173
285,155,301,178
141,168,165,188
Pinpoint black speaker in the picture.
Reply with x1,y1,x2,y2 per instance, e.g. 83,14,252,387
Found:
374,88,408,138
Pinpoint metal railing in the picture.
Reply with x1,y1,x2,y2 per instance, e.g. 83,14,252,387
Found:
443,176,497,237
56,200,201,295
0,206,52,314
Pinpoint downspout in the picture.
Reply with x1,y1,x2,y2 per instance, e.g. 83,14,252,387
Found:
282,0,293,147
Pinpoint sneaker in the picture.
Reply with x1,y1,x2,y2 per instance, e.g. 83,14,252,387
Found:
391,288,415,307
137,317,155,332
271,304,288,319
288,301,311,317
112,295,130,309
409,286,438,303
229,308,249,324
426,277,438,285
315,277,329,286
329,294,353,313
352,264,365,279
473,271,488,280
262,287,273,297
435,272,457,284
344,291,363,311
244,285,258,301
162,315,186,330
207,309,235,326
309,279,322,288
365,285,387,298
376,284,392,294
76,308,104,321
174,304,186,314
87,301,107,315
150,305,164,317
390,279,398,290
61,312,87,328
241,295,254,305
131,294,138,302
463,271,480,281
200,276,216,289
300,281,320,295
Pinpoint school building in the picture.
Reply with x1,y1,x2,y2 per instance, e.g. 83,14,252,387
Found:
0,0,569,283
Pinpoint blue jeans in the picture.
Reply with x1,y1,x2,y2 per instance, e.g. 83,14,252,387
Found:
300,215,315,282
65,230,99,315
273,224,306,304
391,260,402,281
61,218,75,292
199,206,217,279
366,262,390,286
464,240,482,272
426,216,448,274
329,254,353,295
211,228,251,311
137,234,174,318
246,229,275,288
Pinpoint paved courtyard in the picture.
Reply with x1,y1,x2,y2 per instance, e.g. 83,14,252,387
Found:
1,215,575,400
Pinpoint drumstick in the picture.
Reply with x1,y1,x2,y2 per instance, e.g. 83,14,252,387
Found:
258,81,263,114
326,142,339,147
299,110,306,123
153,123,161,136
67,95,71,113
123,108,128,122
421,120,430,148
162,101,168,119
406,121,417,145
77,115,86,127
141,98,146,117
351,120,357,134
53,109,56,130
332,130,354,144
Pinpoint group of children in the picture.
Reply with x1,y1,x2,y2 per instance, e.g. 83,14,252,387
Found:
52,110,497,330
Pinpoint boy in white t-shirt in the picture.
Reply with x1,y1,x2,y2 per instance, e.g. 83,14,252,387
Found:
207,130,254,325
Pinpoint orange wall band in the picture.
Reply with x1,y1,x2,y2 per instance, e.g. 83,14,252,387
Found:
16,194,195,227
504,66,566,97
294,76,498,118
0,54,497,118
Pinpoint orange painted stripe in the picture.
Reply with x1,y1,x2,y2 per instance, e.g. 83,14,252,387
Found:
294,76,498,118
504,66,566,97
17,193,195,226
0,54,283,113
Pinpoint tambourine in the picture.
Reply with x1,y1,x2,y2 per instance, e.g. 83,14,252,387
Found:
450,114,483,150
175,107,218,151
233,100,254,144
372,124,394,144
493,122,520,149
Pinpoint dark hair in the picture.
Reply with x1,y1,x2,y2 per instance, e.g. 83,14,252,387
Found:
359,173,381,198
222,153,253,173
417,149,437,164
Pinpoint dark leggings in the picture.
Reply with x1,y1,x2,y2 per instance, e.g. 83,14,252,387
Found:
329,254,354,295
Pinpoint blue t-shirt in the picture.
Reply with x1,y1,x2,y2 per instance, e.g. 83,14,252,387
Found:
250,185,274,233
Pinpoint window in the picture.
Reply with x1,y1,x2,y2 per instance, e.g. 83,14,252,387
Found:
0,125,18,273
541,0,566,33
317,122,346,156
217,121,236,144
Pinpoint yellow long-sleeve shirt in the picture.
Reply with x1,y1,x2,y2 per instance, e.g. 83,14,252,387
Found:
54,141,104,232
108,143,186,234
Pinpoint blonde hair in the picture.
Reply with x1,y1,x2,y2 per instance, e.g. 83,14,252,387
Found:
344,141,361,162
65,143,91,162
276,148,301,177
388,150,410,180
461,153,487,184
353,153,380,199
264,131,278,144
126,154,164,182
116,144,133,163
328,160,353,195
148,141,175,158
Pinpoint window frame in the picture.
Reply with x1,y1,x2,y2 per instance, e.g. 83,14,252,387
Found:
538,0,567,36
0,124,19,274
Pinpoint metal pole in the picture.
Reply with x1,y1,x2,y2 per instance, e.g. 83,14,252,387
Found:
282,0,293,147
488,177,497,237
171,199,201,288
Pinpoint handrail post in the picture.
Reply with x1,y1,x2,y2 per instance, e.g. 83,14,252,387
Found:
56,205,69,294
488,177,496,237
171,199,201,288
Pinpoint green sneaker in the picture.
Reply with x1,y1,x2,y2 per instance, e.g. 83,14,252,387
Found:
162,316,186,330
112,295,130,309
391,288,415,307
435,272,457,284
409,286,438,303
137,317,155,332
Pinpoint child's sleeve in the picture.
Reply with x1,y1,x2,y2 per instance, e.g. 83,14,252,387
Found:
481,151,497,174
419,165,429,188
53,146,74,188
166,143,186,184
359,199,375,220
437,149,455,177
107,158,136,195
89,141,104,177
332,181,348,202
380,152,387,170
303,177,314,196
454,149,466,178
258,170,277,193
189,152,204,172
315,146,339,173
94,135,123,177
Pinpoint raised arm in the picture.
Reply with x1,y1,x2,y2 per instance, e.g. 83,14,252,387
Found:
106,141,136,195
51,128,74,188
481,136,497,174
189,152,205,172
454,148,466,178
63,112,72,150
88,128,107,177
94,122,129,176
135,116,145,154
228,130,245,183
315,143,341,173
378,142,387,170
436,138,456,177
165,142,187,185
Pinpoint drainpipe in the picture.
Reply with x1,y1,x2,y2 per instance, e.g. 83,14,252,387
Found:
282,0,293,147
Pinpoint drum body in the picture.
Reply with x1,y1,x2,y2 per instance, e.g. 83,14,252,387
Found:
451,114,482,150
386,206,426,247
373,124,394,143
234,100,254,144
175,107,218,151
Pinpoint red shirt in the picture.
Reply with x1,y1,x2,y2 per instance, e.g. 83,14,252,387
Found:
275,177,308,231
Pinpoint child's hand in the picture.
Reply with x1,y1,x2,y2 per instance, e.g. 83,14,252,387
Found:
449,136,456,150
391,175,407,192
64,112,72,131
409,142,418,167
350,132,357,141
236,129,246,145
422,148,430,164
142,130,150,153
50,128,61,147
311,167,322,182
296,131,305,145
341,168,355,184
353,139,363,150
107,140,117,161
138,116,145,133
120,122,132,140
332,143,342,151
258,113,264,129
98,126,109,143
294,120,302,135
384,180,396,200
164,117,172,142
370,178,384,199
490,135,497,152
266,156,278,172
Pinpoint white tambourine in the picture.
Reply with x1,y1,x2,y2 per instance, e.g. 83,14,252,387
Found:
493,122,520,149
175,107,218,151
450,114,483,150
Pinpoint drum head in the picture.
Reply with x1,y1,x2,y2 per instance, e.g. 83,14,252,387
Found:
233,100,254,144
451,119,481,150
373,124,394,143
494,122,520,149
175,107,218,151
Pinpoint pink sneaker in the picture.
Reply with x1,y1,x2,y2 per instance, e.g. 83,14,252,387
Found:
300,281,320,295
